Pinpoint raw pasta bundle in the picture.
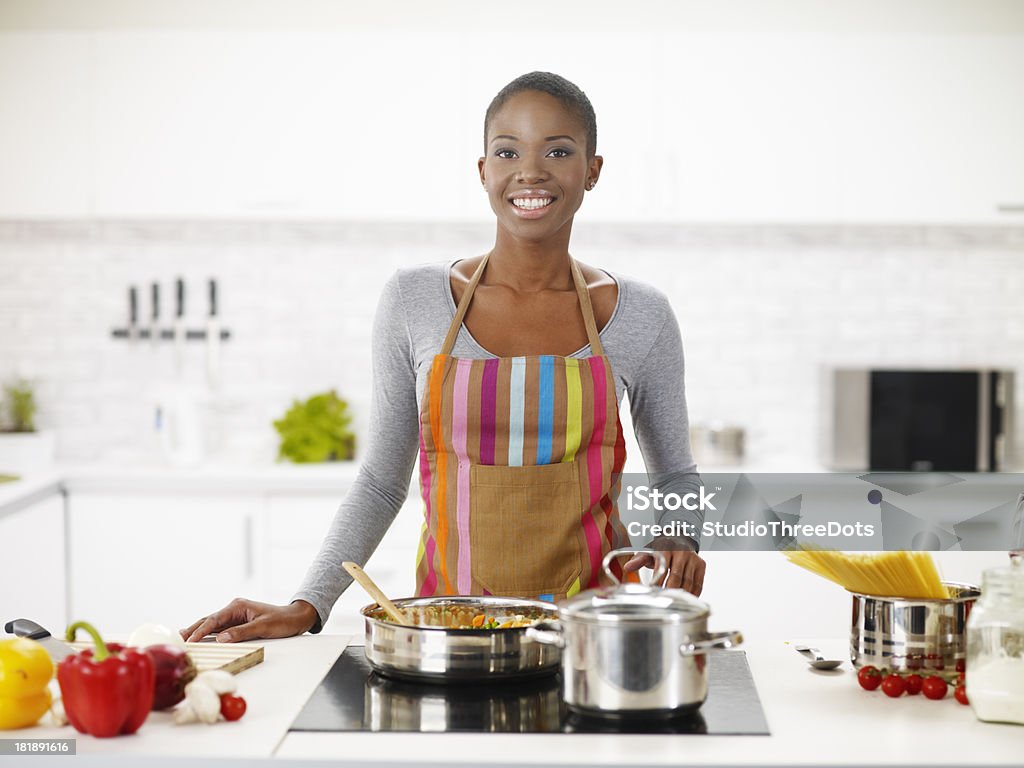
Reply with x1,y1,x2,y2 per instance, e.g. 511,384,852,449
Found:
782,547,949,599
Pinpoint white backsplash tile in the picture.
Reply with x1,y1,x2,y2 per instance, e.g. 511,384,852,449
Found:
1,220,1022,468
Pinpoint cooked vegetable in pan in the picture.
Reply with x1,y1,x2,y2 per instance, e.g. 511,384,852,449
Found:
367,602,551,630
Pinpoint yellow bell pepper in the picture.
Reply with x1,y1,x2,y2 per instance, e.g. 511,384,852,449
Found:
0,637,54,730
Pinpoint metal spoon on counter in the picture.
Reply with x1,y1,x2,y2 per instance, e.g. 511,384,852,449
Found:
795,645,844,670
342,561,410,625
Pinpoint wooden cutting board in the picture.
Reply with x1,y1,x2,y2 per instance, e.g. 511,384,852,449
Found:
69,641,264,675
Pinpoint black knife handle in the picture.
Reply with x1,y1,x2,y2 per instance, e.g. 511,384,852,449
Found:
4,618,51,640
209,278,217,318
176,277,185,318
152,282,160,321
129,286,138,325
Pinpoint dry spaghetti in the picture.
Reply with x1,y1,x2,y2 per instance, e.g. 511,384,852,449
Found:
783,547,949,599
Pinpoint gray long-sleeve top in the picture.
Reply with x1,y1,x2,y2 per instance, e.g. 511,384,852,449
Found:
292,260,701,631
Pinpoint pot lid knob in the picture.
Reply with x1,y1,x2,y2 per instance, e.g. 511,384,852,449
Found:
602,547,667,586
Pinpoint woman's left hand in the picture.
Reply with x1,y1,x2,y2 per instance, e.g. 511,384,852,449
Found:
623,536,706,596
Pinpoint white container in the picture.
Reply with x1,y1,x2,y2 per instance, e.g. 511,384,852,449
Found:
0,430,55,474
966,560,1024,725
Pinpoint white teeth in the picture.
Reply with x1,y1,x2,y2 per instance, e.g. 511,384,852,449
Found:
512,198,553,210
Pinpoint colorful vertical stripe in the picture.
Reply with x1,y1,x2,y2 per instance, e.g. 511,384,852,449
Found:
452,359,473,594
508,358,526,467
536,356,554,465
428,355,453,594
479,359,499,465
562,359,582,462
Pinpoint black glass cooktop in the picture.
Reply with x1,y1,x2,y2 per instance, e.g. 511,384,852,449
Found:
290,647,769,735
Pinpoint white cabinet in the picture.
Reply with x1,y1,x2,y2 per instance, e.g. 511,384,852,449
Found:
67,492,262,633
0,491,67,632
0,32,93,217
3,23,1022,222
64,483,423,635
90,30,472,220
657,35,1024,222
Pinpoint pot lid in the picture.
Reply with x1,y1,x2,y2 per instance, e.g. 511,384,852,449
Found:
560,582,710,623
559,547,710,623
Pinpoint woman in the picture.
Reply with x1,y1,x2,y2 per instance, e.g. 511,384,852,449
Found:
182,72,706,643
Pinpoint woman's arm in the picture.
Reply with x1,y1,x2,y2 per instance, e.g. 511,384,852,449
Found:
622,290,706,594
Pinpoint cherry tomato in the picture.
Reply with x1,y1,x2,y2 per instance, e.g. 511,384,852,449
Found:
925,653,945,672
882,674,907,698
955,658,966,674
954,685,969,706
857,665,883,691
219,694,247,721
922,675,948,700
905,674,923,695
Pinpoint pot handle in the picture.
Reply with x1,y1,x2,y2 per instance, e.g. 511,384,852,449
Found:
679,630,744,655
525,620,565,649
601,547,668,586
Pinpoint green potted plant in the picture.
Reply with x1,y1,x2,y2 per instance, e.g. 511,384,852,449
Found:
0,378,56,474
272,390,356,463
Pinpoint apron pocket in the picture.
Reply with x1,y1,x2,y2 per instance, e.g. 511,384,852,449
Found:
469,461,583,596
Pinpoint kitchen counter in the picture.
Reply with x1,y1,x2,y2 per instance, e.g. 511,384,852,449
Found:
0,469,63,519
277,635,1023,766
6,632,1020,767
0,461,361,516
4,634,350,759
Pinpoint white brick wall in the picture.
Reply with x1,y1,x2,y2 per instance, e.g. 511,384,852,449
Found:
1,221,1022,468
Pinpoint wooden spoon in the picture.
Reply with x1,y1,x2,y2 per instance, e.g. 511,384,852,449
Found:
342,561,409,625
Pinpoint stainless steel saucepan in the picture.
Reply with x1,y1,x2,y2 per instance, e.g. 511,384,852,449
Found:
526,548,743,715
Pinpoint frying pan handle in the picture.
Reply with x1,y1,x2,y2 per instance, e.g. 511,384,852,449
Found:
680,630,743,656
525,620,565,649
601,547,668,586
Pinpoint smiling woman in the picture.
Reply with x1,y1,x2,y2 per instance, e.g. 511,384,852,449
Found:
181,72,706,643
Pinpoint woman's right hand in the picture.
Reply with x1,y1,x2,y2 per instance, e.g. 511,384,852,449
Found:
180,598,319,643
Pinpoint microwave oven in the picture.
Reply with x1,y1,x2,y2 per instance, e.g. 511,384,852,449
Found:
828,369,1015,472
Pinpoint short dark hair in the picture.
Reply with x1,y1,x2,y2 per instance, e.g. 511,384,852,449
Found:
484,72,597,159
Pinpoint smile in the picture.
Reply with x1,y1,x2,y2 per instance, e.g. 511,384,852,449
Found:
511,197,553,210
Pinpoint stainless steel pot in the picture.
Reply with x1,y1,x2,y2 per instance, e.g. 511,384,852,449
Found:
361,596,561,682
526,548,742,715
850,581,980,682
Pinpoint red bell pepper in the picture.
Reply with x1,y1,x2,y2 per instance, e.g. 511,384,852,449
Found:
57,621,154,738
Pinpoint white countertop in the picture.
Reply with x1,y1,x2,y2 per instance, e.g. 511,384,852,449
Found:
277,635,1022,766
2,627,1020,766
0,461,362,513
4,634,351,759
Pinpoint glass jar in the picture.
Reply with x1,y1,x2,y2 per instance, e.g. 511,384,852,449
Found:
965,560,1024,725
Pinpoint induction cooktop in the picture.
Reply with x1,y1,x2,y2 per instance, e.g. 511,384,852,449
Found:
290,646,770,735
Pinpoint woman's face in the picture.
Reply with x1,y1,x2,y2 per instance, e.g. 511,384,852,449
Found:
479,90,602,241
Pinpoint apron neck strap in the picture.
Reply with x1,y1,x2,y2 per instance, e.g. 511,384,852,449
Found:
569,258,605,357
441,254,605,357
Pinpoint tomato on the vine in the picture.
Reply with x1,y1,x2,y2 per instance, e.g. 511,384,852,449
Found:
954,685,969,706
857,665,883,691
922,675,948,700
220,694,247,721
881,674,907,698
904,674,923,695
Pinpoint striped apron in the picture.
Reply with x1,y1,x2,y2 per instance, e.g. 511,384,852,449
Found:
414,255,631,602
